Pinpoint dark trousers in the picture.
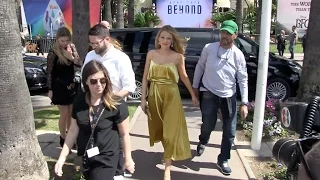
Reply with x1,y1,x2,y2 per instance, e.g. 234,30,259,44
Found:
36,47,44,56
199,91,237,162
278,49,284,56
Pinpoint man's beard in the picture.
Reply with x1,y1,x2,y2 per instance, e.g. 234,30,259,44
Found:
95,42,107,55
221,38,232,47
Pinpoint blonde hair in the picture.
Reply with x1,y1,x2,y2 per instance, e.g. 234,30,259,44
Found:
52,27,78,65
155,25,186,54
82,60,119,110
110,38,122,51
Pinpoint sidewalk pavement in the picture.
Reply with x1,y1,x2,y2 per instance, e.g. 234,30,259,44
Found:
283,53,304,61
127,102,249,180
36,101,276,180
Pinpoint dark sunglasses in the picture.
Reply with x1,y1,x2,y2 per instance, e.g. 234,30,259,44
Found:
90,78,107,85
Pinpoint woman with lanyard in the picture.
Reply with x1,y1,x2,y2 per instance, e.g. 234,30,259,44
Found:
54,60,135,180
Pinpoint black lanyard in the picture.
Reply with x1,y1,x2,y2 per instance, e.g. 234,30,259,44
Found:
90,101,103,129
84,102,105,151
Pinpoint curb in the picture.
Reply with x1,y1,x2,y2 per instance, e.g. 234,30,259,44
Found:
129,105,142,131
233,138,257,180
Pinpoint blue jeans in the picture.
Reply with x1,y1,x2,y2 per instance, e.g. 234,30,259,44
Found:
289,43,295,59
199,91,237,162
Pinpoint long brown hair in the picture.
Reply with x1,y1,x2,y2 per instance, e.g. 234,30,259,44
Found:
82,60,119,110
155,25,186,54
52,27,78,65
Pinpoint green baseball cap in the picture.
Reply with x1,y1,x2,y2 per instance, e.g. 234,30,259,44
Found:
220,20,238,34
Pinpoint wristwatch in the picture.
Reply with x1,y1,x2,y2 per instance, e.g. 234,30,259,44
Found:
241,102,249,106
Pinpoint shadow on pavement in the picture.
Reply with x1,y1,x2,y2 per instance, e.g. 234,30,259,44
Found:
47,161,76,180
131,149,241,180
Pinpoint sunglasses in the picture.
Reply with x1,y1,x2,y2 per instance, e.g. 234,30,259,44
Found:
217,46,231,61
90,78,107,85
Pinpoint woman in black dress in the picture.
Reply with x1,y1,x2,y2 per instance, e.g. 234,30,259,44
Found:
54,61,135,180
47,27,80,146
276,30,286,56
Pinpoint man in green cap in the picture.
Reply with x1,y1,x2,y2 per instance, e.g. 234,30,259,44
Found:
192,20,248,175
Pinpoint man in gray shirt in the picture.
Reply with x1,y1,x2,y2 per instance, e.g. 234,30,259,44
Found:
192,20,248,175
289,25,298,59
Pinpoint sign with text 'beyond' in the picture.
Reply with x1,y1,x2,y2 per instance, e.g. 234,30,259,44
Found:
156,0,213,27
276,0,311,37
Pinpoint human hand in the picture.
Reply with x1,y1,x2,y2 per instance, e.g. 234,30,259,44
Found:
192,88,199,99
62,48,74,60
192,95,199,107
140,100,146,114
240,105,248,120
123,158,135,174
54,156,66,177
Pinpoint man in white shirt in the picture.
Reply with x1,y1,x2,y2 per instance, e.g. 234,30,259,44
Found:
82,24,136,98
82,24,136,180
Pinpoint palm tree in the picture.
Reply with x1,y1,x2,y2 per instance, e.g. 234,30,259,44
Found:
255,0,262,35
0,1,49,179
115,0,125,28
236,0,243,33
127,0,135,27
104,0,113,27
72,0,90,61
296,0,320,101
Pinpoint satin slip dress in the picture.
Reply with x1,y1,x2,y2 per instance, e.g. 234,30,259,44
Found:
147,60,191,161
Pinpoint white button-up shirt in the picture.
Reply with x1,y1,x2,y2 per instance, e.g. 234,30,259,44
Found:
82,46,136,94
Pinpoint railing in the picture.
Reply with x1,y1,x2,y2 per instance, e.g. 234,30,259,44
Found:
23,37,56,53
23,34,304,54
249,34,304,54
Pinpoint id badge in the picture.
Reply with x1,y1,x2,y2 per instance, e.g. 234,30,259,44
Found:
87,146,100,158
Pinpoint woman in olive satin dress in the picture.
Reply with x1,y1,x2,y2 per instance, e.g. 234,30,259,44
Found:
140,25,199,180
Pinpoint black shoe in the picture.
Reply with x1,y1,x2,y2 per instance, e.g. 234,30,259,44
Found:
196,142,205,156
217,161,232,175
59,136,65,147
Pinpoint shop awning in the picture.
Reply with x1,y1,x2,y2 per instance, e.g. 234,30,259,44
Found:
216,0,231,8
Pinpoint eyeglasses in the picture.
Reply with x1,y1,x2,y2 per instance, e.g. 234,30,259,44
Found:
217,46,231,61
89,39,104,47
90,78,107,85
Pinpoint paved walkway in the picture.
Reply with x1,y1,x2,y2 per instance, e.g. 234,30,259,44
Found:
126,102,248,180
36,101,278,180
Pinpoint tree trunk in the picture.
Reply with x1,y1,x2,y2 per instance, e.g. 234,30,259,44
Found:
255,0,262,36
72,0,90,63
127,0,134,28
296,0,320,102
0,1,49,179
104,0,113,27
236,0,243,33
115,0,124,28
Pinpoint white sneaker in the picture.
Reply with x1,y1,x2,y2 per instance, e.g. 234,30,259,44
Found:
114,175,124,180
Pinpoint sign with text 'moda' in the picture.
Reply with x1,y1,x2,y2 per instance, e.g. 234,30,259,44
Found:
156,0,214,28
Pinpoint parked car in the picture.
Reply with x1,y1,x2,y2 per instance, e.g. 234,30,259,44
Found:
23,55,48,91
110,28,302,101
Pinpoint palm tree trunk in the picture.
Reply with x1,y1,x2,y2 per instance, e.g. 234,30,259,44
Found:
0,1,49,179
104,0,113,27
72,0,90,63
127,0,134,28
236,0,243,33
115,0,124,28
255,0,262,36
296,0,320,102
